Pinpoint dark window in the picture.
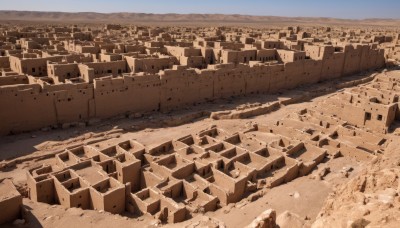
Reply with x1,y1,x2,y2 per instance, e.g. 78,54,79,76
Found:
377,115,383,121
32,68,36,73
365,112,372,120
107,70,112,74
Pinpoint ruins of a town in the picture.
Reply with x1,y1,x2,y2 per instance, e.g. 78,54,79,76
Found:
1,7,400,228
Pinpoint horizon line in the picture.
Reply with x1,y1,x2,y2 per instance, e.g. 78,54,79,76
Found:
0,10,399,21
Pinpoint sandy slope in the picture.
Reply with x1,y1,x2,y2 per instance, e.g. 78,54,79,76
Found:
312,140,400,228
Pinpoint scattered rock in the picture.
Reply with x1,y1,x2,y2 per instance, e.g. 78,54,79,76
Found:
316,167,330,180
78,122,86,127
41,127,50,132
276,211,305,228
62,123,71,129
377,188,396,204
343,166,354,172
247,181,258,192
219,221,227,228
210,111,232,120
247,193,259,202
43,216,53,221
68,207,84,217
289,191,300,199
83,133,92,139
245,209,276,228
340,166,354,178
332,151,341,158
235,201,248,208
12,219,25,226
347,218,370,228
231,170,241,178
134,113,143,118
88,118,100,126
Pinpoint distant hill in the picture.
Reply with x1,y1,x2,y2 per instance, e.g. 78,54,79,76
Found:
0,10,399,26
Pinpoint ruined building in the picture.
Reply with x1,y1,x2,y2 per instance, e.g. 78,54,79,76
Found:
25,68,396,223
0,25,395,135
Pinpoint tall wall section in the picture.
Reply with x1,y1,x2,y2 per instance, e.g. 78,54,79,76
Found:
0,45,386,135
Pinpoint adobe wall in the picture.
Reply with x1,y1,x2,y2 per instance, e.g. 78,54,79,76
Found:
320,52,345,81
256,49,277,62
180,56,205,69
0,56,10,69
0,45,386,135
160,68,213,110
93,75,160,118
0,84,57,135
126,56,174,74
0,179,22,225
276,49,306,63
213,65,247,98
9,56,64,76
0,82,94,135
201,48,214,65
318,90,397,133
45,83,95,123
221,49,257,64
79,61,127,82
76,45,101,54
0,75,28,86
23,116,387,223
47,62,80,83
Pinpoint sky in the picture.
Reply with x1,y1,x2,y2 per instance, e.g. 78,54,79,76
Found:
1,0,399,19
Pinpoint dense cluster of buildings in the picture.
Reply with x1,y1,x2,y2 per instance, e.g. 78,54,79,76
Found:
25,73,393,222
0,24,398,135
1,23,400,225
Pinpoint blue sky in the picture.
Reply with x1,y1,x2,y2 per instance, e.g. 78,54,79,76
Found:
1,0,399,19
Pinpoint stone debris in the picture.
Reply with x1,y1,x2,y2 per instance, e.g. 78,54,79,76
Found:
245,209,277,228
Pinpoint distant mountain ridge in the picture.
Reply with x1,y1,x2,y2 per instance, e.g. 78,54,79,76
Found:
0,10,399,26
